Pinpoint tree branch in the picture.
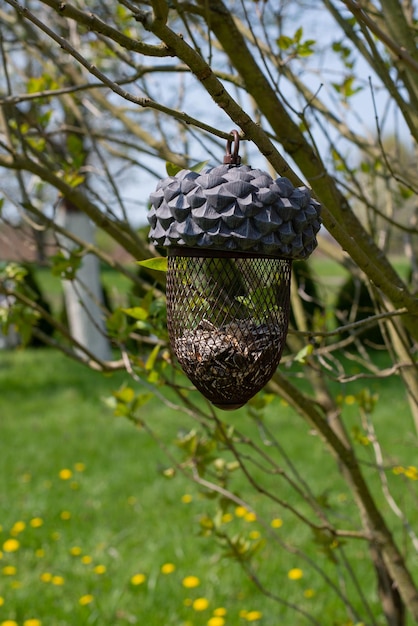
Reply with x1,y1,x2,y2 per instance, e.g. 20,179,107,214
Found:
342,0,418,74
33,0,171,57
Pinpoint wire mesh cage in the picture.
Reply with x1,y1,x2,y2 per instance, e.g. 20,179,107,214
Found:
167,250,291,410
148,131,321,409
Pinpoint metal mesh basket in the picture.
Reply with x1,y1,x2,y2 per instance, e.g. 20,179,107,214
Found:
167,249,291,410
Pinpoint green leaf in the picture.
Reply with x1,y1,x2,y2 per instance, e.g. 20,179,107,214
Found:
135,393,154,409
39,110,53,128
122,307,149,321
137,257,168,272
145,344,160,371
294,344,314,364
332,40,353,68
277,34,293,50
62,172,85,188
1,262,28,282
331,75,362,99
399,185,414,200
106,308,130,341
166,161,183,176
165,160,208,176
67,135,85,169
50,249,83,280
176,429,198,454
294,26,303,43
113,386,136,404
190,160,209,172
297,40,315,57
27,74,59,94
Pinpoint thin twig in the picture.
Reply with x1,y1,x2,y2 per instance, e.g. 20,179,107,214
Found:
363,410,418,553
288,307,408,338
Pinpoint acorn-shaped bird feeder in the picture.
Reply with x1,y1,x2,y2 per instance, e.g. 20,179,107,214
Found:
148,132,321,410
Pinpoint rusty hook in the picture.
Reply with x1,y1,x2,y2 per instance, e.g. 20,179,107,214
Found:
223,130,241,165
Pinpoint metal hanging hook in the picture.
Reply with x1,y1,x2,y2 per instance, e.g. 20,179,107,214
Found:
223,129,241,165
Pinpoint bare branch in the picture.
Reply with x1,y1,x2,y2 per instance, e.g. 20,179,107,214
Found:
342,0,418,74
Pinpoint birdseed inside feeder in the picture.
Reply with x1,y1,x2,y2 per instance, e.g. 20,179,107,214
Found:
148,131,321,410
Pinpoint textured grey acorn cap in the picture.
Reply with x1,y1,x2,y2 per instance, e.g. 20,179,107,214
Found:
148,164,321,259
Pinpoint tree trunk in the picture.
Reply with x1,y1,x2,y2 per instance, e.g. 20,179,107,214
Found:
56,199,111,362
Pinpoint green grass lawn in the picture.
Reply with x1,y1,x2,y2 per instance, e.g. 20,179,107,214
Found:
0,346,417,626
0,350,287,626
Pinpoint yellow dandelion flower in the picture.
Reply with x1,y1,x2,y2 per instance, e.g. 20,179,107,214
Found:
182,575,200,588
130,573,146,586
213,608,227,616
244,511,257,523
221,513,233,523
30,518,43,528
249,530,261,540
51,532,60,541
235,506,247,518
94,564,107,575
161,562,176,574
70,546,82,556
81,555,92,565
304,588,315,598
246,611,263,621
288,568,303,580
35,549,45,558
60,511,71,521
1,621,18,626
2,566,17,576
271,518,283,529
0,597,4,606
59,469,72,480
345,394,356,405
40,572,52,582
208,618,225,626
74,462,86,472
193,597,209,611
181,494,193,504
3,539,20,553
405,466,418,480
51,575,65,586
11,521,25,535
24,619,42,626
79,594,94,606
